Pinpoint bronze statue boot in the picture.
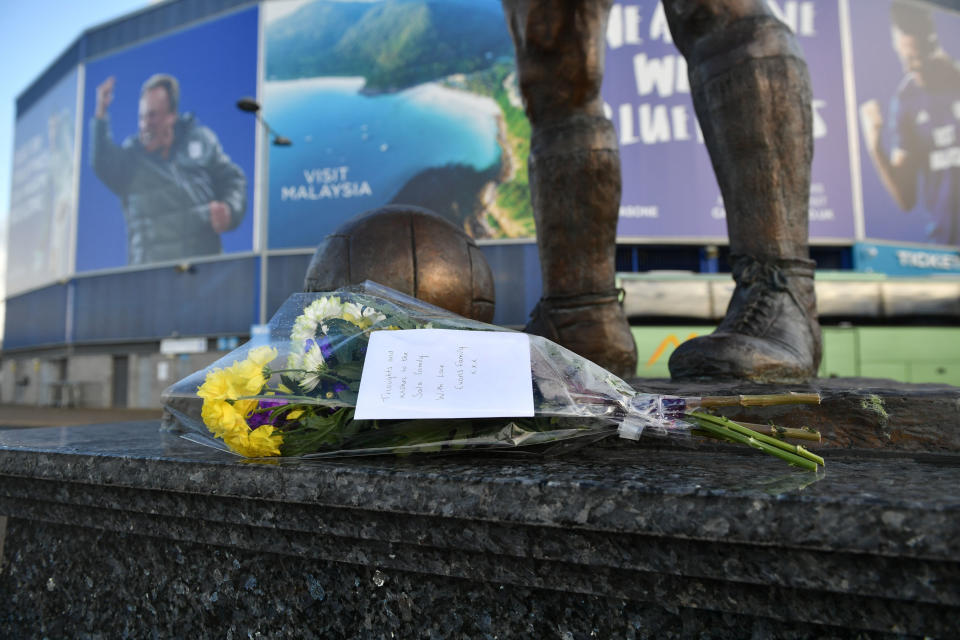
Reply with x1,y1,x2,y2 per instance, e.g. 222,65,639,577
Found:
525,289,637,380
669,256,821,382
500,0,637,380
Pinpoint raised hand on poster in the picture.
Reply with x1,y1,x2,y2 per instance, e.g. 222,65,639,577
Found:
210,200,232,233
859,99,884,154
95,76,115,119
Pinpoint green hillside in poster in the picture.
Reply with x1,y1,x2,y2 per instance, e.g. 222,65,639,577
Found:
265,0,514,91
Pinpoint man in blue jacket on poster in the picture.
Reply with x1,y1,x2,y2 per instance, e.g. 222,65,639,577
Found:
860,1,960,246
91,73,247,265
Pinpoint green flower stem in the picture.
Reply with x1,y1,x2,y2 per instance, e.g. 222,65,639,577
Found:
234,393,339,405
686,411,823,471
688,416,820,472
695,392,821,408
734,421,822,442
265,367,355,386
795,445,825,467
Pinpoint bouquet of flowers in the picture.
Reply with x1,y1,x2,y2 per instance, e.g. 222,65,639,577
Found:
162,282,825,471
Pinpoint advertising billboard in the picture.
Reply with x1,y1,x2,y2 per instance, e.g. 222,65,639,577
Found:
7,69,79,296
261,0,529,248
76,7,258,272
851,0,960,247
603,0,857,242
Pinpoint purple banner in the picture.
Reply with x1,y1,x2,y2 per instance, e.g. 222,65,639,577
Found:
603,0,856,242
850,0,960,247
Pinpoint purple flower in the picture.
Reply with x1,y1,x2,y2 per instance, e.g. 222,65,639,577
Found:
247,398,289,429
247,411,274,429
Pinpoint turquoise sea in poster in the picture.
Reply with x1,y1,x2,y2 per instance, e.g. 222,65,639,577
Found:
265,77,502,249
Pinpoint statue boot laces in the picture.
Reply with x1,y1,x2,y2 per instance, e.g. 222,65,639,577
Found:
669,256,822,382
525,289,638,380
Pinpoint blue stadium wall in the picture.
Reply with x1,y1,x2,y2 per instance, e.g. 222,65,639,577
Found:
5,0,960,406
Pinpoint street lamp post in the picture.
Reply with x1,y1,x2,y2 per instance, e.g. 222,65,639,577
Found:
236,97,291,327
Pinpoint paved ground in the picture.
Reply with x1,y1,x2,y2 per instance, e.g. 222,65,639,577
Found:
0,404,162,429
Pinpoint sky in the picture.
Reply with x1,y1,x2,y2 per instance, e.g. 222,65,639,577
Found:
0,0,152,226
0,0,152,342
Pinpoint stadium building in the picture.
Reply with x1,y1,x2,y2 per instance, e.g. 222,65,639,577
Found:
4,0,960,408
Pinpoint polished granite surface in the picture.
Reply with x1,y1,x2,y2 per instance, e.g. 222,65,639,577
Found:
1,421,958,637
0,421,958,554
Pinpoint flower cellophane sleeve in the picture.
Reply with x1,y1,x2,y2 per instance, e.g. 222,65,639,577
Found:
161,281,689,459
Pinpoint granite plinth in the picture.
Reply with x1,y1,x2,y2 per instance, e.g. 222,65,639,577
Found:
1,419,958,638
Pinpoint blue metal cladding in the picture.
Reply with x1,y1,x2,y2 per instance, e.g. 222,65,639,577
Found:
265,254,313,320
4,284,69,349
479,243,542,327
72,258,258,342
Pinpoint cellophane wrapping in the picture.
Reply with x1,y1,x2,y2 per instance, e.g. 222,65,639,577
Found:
161,281,691,459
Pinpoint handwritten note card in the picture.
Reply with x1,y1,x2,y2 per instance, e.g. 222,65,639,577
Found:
354,330,534,420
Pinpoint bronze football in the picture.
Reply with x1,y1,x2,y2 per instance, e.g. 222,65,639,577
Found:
303,205,495,322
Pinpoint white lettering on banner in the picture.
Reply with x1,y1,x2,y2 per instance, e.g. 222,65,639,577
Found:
711,196,726,220
280,182,373,201
896,250,960,270
617,103,695,145
808,183,834,220
930,147,960,172
766,1,816,37
620,205,659,218
618,103,639,145
649,2,673,44
812,100,828,139
632,54,687,98
303,165,350,184
672,104,691,140
607,4,644,49
639,104,671,143
932,125,956,148
284,164,373,200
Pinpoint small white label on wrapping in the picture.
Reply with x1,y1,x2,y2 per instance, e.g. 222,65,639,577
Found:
354,329,534,420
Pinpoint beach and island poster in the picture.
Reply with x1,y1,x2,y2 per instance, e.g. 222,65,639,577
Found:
260,0,869,249
262,0,534,248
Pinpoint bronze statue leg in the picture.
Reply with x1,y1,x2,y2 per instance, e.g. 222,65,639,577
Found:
502,0,638,379
664,0,822,381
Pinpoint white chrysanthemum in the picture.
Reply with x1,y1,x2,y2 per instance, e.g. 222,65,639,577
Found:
288,296,344,370
298,343,327,392
287,295,387,377
291,296,342,343
340,302,386,328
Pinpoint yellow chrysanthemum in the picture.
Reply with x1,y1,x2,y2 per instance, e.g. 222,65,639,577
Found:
223,424,283,458
201,399,247,439
197,368,237,402
196,346,281,457
247,425,284,456
247,345,278,368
